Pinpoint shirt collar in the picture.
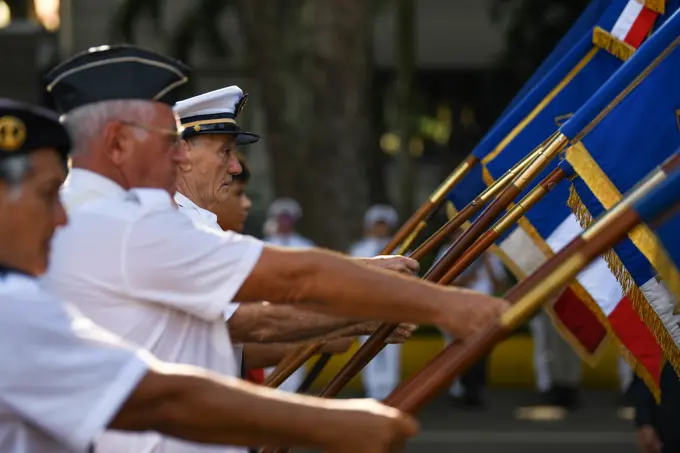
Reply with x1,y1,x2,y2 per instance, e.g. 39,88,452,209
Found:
174,192,219,227
64,168,127,198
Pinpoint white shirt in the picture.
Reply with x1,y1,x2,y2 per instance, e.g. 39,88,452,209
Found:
0,269,150,453
43,170,263,453
174,192,243,372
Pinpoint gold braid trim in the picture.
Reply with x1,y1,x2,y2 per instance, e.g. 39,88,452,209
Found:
568,185,680,387
592,27,636,61
642,0,666,14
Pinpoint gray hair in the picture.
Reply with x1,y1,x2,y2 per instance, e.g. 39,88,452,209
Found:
61,100,157,155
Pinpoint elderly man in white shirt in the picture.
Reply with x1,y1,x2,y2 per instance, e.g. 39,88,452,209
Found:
41,44,508,453
0,97,420,453
173,87,417,392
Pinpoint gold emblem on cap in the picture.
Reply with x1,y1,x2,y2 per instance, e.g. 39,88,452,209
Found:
235,93,249,118
0,116,27,152
194,125,201,132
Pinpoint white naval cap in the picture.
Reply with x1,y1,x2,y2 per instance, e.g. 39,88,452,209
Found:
364,204,398,229
174,85,260,145
268,198,302,221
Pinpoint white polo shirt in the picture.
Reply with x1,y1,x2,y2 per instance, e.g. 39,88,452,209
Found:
0,269,150,453
174,192,243,372
42,170,263,453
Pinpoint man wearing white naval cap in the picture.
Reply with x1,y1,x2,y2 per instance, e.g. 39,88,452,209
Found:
349,204,404,399
42,44,508,453
173,86,415,390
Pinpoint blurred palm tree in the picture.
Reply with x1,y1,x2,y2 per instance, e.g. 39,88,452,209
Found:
110,0,234,64
111,0,381,250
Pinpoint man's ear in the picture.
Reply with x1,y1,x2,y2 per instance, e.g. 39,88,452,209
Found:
102,121,126,165
178,139,192,172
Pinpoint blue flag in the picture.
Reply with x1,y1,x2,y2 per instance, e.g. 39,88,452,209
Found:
448,0,669,214
476,2,680,382
564,10,680,372
494,0,612,124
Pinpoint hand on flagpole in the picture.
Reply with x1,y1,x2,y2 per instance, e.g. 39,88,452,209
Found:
386,323,418,344
354,255,420,275
439,291,510,339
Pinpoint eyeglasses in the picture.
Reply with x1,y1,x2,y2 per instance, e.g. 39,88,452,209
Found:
120,121,183,147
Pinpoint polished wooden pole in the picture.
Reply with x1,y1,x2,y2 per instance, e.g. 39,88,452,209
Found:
424,131,568,284
262,156,480,388
438,165,569,286
383,158,680,415
283,141,550,400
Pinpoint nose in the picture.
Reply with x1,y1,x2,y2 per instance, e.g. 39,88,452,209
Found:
228,152,242,175
54,199,68,228
174,140,190,165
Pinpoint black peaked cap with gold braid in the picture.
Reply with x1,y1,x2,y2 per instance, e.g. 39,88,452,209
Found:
0,98,71,162
44,44,190,114
173,86,260,146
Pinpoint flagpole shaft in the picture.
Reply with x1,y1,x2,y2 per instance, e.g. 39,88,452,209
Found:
263,343,324,388
286,140,554,403
296,352,333,393
262,198,430,389
410,146,539,261
383,210,640,414
382,162,680,415
438,166,568,286
382,155,479,254
425,132,568,283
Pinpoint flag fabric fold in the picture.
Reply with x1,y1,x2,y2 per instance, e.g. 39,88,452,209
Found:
564,10,680,374
477,0,678,389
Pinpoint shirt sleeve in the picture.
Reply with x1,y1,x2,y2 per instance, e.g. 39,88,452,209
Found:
0,284,152,452
123,208,264,321
224,302,241,321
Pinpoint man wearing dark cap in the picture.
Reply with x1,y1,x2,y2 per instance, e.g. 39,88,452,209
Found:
0,98,419,453
41,44,508,452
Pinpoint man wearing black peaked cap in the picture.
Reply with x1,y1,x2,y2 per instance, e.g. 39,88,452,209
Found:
41,44,507,452
0,99,422,453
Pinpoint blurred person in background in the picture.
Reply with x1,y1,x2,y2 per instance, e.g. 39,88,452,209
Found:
262,197,316,391
349,204,405,399
437,231,509,408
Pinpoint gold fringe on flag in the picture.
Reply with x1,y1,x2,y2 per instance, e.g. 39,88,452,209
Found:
568,184,680,384
476,169,607,366
593,27,636,61
515,215,608,366
567,186,663,399
642,0,666,14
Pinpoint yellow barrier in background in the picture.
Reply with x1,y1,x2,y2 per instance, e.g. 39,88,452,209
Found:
305,334,621,391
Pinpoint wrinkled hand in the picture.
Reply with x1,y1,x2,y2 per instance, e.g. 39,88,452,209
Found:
440,291,510,339
386,323,418,344
357,255,419,275
637,425,662,453
324,399,418,453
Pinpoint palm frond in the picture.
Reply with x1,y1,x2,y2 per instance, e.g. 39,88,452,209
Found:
110,0,165,43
